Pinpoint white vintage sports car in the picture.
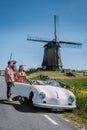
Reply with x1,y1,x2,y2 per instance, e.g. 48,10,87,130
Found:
11,80,76,111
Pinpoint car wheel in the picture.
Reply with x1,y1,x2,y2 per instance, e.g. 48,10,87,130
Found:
18,96,25,103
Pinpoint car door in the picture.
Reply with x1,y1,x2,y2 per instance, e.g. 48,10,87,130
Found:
11,82,32,98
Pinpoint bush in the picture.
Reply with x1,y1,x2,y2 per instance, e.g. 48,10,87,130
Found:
76,94,87,113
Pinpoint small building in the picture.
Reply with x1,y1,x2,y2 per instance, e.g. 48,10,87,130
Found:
0,70,5,76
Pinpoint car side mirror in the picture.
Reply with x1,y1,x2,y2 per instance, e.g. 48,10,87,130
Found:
64,84,70,89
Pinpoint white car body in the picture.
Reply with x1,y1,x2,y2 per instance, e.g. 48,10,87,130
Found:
11,80,76,110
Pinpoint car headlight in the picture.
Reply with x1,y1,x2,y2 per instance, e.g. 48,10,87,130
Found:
39,92,46,99
68,95,74,103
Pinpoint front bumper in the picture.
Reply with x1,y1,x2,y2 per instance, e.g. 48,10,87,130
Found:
33,103,76,109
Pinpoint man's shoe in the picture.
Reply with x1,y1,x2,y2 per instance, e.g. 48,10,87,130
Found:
8,98,13,102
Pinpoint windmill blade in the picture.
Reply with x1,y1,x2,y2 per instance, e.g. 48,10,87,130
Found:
27,35,50,43
59,41,82,48
9,53,12,61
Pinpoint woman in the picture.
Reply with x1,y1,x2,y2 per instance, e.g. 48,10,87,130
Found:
15,65,27,83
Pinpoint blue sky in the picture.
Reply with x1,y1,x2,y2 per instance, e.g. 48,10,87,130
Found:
0,0,87,70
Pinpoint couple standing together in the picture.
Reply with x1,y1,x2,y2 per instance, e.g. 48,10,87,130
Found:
5,61,27,101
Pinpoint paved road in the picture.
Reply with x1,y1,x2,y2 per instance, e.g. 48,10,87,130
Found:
0,76,78,130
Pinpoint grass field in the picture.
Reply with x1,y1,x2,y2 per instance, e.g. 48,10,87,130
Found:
27,71,87,129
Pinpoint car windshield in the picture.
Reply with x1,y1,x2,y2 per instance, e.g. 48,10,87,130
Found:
44,80,61,87
32,80,61,87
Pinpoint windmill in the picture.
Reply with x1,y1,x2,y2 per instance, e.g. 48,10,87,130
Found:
9,53,17,71
27,15,82,70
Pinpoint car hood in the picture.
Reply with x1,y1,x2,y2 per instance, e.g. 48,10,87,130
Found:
33,84,74,99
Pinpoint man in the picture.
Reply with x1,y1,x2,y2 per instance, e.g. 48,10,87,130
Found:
5,61,15,101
